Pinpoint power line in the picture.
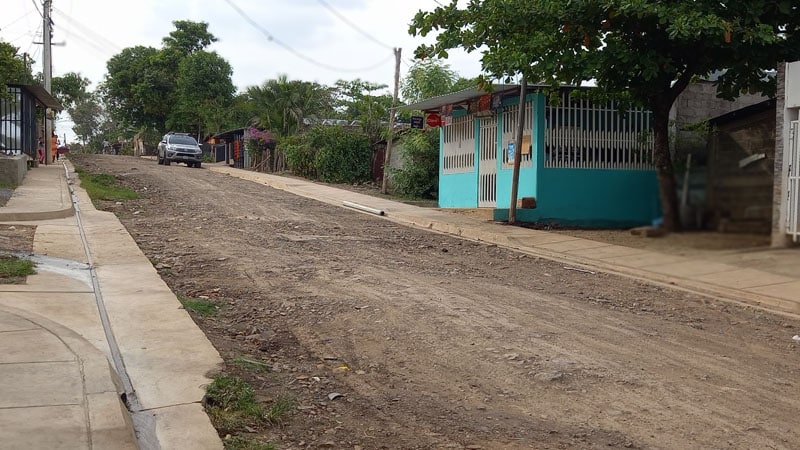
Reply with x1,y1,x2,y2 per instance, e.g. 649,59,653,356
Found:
220,0,394,73
52,8,121,55
29,0,43,18
315,0,393,51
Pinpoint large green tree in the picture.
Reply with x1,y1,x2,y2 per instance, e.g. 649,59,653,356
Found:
401,58,474,103
411,0,800,231
51,72,91,110
169,50,235,136
103,21,231,138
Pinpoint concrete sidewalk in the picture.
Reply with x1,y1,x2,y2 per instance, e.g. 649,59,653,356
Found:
0,161,223,449
209,164,800,318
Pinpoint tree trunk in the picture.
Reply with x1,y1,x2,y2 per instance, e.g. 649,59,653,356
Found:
651,100,681,232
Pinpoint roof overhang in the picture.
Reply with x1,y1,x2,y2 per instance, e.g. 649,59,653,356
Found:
9,84,63,110
213,128,245,140
401,84,521,112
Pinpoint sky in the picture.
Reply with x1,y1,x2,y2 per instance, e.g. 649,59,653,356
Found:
1,0,485,142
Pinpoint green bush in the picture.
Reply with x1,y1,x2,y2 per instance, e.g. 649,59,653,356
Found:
281,137,316,179
391,129,439,199
308,126,372,184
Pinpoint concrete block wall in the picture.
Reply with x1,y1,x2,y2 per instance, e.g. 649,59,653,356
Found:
0,154,28,185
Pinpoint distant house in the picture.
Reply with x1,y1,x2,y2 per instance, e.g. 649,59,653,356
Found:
403,85,660,228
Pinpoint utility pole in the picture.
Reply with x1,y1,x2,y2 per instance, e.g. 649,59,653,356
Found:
43,0,54,165
508,75,527,224
381,47,402,194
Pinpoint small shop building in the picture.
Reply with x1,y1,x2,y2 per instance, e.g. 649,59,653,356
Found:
404,85,661,228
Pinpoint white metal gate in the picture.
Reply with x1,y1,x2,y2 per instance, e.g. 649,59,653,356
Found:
479,118,498,207
787,120,800,241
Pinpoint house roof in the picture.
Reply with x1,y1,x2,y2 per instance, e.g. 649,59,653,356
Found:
401,84,521,112
213,127,245,140
708,98,776,126
9,84,63,110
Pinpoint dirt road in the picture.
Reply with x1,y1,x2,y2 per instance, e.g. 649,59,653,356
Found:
70,154,800,450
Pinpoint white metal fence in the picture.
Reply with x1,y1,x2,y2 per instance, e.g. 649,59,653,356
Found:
787,120,800,241
479,118,498,207
442,115,475,174
544,91,655,170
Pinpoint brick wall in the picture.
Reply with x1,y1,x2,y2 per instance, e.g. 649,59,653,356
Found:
708,108,775,233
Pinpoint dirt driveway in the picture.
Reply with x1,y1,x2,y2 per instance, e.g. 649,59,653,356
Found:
70,154,800,450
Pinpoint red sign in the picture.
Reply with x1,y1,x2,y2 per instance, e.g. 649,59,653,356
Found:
426,113,442,127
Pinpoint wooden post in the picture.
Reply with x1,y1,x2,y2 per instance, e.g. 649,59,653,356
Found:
508,75,527,224
381,47,402,194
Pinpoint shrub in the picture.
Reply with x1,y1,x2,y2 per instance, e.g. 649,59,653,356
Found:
391,129,439,199
280,136,316,179
308,126,372,183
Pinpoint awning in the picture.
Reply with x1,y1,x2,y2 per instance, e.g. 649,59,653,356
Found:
401,84,520,112
9,84,64,110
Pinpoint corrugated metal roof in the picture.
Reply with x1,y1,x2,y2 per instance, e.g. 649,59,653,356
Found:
9,84,63,110
401,84,521,112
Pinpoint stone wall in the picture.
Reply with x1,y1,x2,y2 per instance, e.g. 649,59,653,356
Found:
0,154,28,185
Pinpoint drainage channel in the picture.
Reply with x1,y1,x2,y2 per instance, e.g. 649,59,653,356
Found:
64,163,160,450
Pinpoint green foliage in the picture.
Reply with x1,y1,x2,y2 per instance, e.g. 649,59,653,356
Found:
265,395,294,422
0,255,36,284
102,21,231,140
281,137,317,179
179,296,219,317
401,59,474,103
308,126,372,183
391,130,439,199
169,50,235,133
205,375,264,434
51,73,91,111
246,75,334,137
223,436,276,450
333,79,393,143
75,169,138,203
0,41,32,88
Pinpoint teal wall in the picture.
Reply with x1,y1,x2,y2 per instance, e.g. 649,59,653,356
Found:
495,168,661,228
496,94,543,209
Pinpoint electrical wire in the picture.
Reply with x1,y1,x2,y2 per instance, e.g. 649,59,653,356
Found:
1,10,37,30
29,0,43,18
52,8,121,55
220,0,394,73
315,0,393,51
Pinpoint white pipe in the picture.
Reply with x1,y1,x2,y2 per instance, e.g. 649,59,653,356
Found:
343,200,384,216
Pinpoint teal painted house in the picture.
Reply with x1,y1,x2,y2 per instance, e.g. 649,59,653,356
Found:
404,85,661,228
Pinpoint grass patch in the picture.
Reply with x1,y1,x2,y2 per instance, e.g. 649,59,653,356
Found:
179,296,218,316
233,357,272,373
75,168,138,203
0,255,36,284
205,375,264,433
265,395,294,422
223,436,276,450
0,182,17,189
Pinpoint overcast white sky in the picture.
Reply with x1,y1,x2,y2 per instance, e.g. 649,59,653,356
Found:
2,0,485,142
2,0,483,96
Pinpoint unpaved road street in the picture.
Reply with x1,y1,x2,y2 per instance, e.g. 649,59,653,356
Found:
71,154,800,450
